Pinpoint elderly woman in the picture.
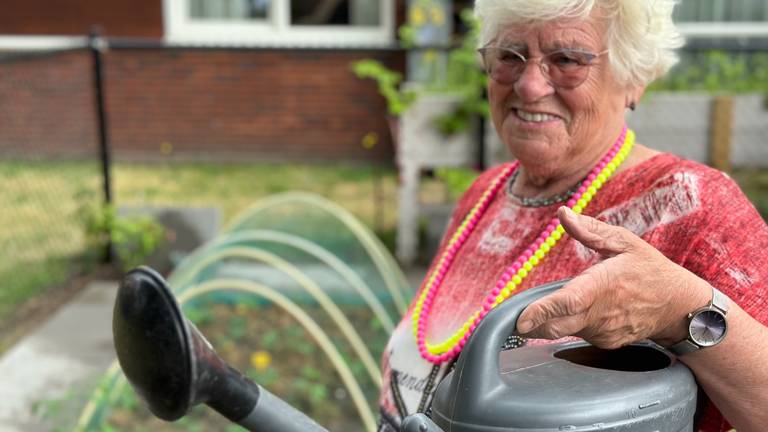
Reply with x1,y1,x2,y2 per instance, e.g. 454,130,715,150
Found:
377,1,768,431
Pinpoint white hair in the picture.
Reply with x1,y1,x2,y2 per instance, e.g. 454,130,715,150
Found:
474,0,685,87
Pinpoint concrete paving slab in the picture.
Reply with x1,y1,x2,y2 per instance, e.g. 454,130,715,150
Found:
0,281,118,432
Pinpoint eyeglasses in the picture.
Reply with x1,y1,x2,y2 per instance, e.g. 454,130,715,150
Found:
477,46,607,89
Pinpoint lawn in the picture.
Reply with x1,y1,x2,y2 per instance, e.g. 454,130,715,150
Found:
2,159,767,342
0,161,398,340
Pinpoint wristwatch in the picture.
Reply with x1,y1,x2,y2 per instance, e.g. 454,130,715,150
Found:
669,286,729,356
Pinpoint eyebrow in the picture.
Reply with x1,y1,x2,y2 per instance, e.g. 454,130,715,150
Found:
493,37,594,53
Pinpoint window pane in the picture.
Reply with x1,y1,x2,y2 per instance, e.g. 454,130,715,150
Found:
190,0,270,20
674,0,768,22
290,0,380,26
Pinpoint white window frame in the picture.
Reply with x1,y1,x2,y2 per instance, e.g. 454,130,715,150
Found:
677,22,768,38
163,0,395,48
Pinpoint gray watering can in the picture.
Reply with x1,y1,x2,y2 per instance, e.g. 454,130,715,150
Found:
113,268,698,432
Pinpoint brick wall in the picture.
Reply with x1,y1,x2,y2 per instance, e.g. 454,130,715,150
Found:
0,0,162,37
0,50,98,159
0,47,404,163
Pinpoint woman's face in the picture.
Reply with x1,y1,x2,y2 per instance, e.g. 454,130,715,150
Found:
487,14,630,177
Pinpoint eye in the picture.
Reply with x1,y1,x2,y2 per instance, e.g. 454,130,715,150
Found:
548,52,584,67
497,49,525,64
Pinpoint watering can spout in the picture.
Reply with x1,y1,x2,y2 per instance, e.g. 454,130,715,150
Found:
113,266,329,431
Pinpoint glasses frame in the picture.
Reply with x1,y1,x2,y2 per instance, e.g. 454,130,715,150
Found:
477,46,609,89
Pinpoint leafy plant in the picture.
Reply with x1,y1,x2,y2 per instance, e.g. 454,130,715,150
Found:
649,50,768,95
350,60,417,116
79,202,165,272
352,7,488,135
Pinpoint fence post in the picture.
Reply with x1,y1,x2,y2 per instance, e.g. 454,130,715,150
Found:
90,27,113,263
709,95,733,173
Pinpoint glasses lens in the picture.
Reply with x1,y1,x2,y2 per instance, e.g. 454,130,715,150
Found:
544,50,594,88
481,47,598,89
481,47,525,85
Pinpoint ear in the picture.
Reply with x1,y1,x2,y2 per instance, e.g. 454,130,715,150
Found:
625,85,646,110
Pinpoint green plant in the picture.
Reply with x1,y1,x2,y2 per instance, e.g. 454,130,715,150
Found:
350,60,417,116
648,50,768,95
352,7,488,135
79,203,165,272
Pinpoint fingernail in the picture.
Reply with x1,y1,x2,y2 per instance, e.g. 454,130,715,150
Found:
517,320,533,334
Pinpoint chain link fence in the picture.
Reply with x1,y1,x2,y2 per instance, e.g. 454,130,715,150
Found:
0,45,106,333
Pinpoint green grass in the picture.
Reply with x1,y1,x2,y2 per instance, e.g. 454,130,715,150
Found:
0,160,398,325
2,159,767,329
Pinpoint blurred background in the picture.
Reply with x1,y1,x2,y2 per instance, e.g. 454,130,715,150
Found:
0,1,766,431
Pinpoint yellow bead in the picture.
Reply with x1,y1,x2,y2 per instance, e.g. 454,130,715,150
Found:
517,268,528,278
523,261,533,271
607,161,617,171
535,249,545,259
501,287,511,298
552,230,562,240
592,179,603,189
597,173,607,183
541,243,550,253
546,236,556,247
512,275,523,285
577,199,587,208
572,205,583,214
588,186,597,195
582,192,592,202
530,256,540,266
556,225,565,234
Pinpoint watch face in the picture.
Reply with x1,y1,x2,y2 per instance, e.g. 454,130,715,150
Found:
689,309,727,347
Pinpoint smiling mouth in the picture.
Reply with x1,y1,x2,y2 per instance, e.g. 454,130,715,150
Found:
514,109,561,123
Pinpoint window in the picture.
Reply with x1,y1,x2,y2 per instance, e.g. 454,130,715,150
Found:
164,0,394,47
674,0,768,38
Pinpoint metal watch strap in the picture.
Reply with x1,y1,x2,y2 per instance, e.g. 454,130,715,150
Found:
668,287,729,356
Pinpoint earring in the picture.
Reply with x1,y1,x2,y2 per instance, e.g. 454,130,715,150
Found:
629,102,636,111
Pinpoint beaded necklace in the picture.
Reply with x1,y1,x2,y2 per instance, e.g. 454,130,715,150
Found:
412,127,635,364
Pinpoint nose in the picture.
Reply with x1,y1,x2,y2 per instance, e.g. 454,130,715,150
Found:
513,60,555,102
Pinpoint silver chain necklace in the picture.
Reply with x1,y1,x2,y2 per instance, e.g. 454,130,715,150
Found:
506,168,582,207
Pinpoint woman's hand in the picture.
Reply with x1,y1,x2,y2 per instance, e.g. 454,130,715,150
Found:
516,206,711,348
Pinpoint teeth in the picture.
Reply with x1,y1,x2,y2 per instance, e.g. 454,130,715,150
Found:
517,109,557,122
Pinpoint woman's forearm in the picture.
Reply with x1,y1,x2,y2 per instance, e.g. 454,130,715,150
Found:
680,301,768,432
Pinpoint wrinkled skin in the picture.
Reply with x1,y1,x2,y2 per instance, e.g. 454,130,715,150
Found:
517,207,708,348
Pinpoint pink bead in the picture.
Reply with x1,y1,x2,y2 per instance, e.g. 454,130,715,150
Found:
483,303,491,312
587,173,596,181
566,199,576,207
572,193,582,201
491,288,501,296
470,324,477,332
516,256,527,265
577,186,586,194
495,280,506,289
459,338,467,348
524,249,534,258
546,223,556,232
598,161,606,169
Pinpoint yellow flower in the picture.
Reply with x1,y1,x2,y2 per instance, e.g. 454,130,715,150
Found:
361,132,379,149
410,6,426,26
250,350,272,371
430,5,445,25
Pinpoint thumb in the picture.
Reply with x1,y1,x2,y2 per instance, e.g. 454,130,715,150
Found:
557,206,636,256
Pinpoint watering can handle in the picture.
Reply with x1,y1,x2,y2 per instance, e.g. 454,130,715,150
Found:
446,279,571,421
399,279,570,432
